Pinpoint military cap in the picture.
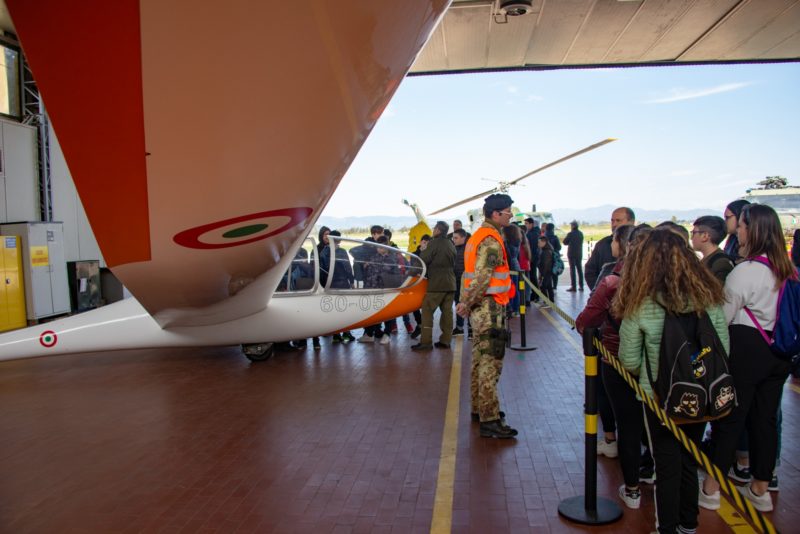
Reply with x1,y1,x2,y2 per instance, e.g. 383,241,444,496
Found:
484,193,513,211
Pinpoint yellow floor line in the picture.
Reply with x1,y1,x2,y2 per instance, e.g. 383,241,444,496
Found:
539,308,583,353
789,382,800,395
718,496,757,533
430,334,463,534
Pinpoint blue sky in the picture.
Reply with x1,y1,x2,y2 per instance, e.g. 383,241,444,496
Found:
323,62,800,220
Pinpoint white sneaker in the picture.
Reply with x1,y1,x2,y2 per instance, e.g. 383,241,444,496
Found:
698,480,720,511
379,335,390,345
358,334,375,343
597,439,618,458
618,484,641,509
738,483,773,512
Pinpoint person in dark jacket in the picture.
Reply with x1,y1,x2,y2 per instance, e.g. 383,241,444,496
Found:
537,236,554,306
319,230,355,343
412,221,457,351
563,220,584,292
503,224,522,315
524,218,541,302
722,199,750,261
691,215,734,283
359,235,399,345
585,207,635,290
452,228,468,334
544,223,561,290
317,226,331,286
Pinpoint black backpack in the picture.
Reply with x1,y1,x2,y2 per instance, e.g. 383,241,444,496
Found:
645,310,735,424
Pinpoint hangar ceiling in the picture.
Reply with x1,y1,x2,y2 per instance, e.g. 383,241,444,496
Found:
1,1,798,72
411,0,800,74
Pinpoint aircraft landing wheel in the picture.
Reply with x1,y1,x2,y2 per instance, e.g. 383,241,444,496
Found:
242,342,275,362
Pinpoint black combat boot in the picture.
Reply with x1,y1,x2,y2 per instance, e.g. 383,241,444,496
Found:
471,411,505,422
480,419,518,439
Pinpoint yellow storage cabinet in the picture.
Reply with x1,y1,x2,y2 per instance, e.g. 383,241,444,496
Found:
1,235,27,332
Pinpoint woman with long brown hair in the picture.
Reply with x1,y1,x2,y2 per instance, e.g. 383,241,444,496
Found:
616,228,729,534
701,204,796,512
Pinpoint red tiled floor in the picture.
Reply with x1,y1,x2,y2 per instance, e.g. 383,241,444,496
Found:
0,282,798,532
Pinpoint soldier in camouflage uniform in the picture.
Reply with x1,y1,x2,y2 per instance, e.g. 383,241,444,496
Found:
456,194,518,439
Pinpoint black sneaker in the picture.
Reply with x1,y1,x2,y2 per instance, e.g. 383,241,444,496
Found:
768,473,779,492
480,420,517,439
342,332,355,344
729,464,751,484
332,334,342,343
312,338,321,350
639,465,655,484
452,327,464,335
410,326,421,339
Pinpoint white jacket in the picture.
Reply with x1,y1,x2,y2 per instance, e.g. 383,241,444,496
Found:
723,258,779,331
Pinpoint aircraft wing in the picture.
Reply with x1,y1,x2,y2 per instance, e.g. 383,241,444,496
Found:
7,0,449,327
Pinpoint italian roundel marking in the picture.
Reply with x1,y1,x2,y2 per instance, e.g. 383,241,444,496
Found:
173,208,313,249
39,330,58,348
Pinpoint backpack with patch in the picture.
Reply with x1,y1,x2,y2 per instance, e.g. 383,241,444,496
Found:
645,310,735,424
551,252,564,277
743,256,800,360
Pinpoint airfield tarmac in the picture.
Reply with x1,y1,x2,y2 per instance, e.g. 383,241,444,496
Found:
0,287,797,533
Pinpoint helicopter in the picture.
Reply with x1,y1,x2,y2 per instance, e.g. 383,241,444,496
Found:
428,138,617,221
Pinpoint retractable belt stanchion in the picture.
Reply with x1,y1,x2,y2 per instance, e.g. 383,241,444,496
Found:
510,273,536,352
558,327,622,525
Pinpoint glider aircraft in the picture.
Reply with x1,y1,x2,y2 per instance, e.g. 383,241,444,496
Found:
0,0,450,362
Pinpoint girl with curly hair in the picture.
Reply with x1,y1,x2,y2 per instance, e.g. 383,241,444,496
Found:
616,228,729,534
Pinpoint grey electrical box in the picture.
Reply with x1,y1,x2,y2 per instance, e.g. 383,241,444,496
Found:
0,222,70,320
67,260,101,312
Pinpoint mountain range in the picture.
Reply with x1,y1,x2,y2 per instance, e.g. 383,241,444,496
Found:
317,204,718,230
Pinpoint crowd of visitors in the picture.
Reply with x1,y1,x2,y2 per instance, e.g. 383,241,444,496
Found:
574,202,798,533
282,198,799,533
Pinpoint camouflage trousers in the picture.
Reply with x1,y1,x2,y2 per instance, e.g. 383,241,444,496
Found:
469,298,506,422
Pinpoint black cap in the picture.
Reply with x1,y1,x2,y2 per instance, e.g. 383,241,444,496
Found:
484,193,513,212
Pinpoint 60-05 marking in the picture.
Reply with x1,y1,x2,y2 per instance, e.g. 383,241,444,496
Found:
319,294,386,313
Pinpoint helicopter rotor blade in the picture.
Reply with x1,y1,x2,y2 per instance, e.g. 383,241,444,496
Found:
507,138,617,186
428,188,498,216
428,138,617,216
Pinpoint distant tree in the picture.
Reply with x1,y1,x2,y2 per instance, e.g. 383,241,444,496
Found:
757,176,789,189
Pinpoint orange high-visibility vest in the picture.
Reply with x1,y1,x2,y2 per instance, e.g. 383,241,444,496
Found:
463,226,514,306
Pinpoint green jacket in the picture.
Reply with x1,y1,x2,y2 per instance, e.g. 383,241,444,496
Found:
419,234,457,292
618,297,730,399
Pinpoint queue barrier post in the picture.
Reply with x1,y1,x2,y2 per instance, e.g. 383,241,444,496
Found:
510,273,536,352
557,327,622,525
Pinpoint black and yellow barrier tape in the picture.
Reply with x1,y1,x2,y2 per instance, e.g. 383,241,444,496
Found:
521,274,778,534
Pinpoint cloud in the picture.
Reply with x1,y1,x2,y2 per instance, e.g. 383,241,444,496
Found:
669,169,698,177
507,85,519,94
645,82,754,104
526,94,543,102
